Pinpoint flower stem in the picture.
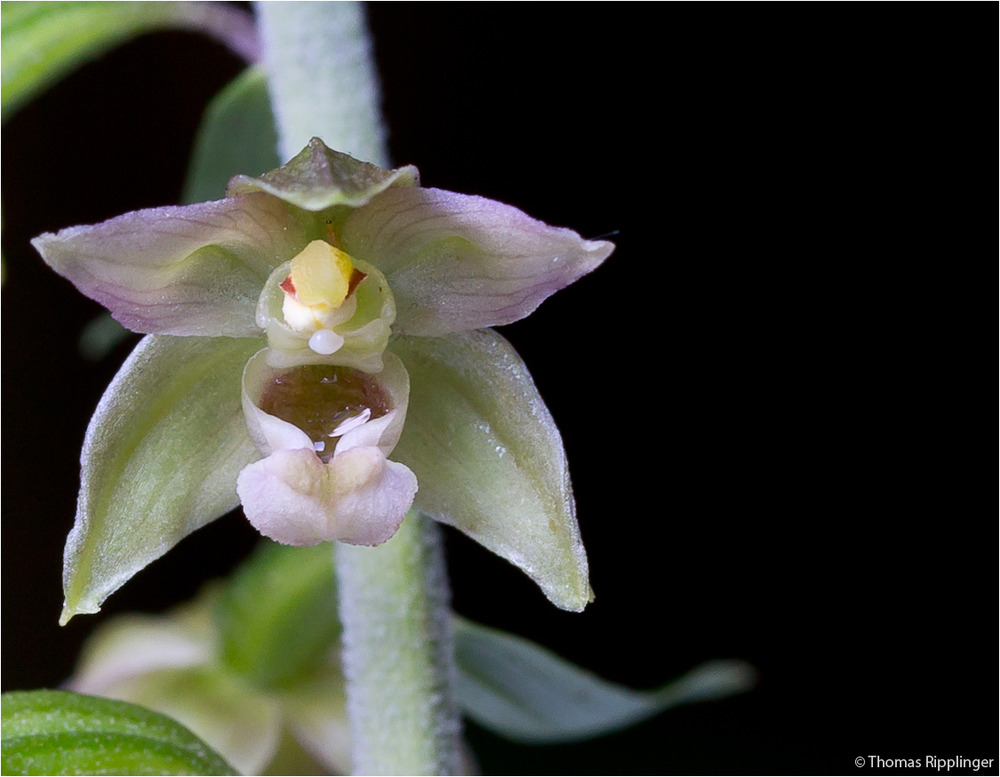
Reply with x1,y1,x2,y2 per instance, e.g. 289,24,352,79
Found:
336,514,462,775
255,4,462,773
254,1,388,166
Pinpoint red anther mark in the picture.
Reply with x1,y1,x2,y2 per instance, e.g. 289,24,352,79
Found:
347,269,368,297
279,275,296,295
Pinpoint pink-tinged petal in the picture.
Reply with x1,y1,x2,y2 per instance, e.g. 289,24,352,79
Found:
236,447,416,546
341,187,614,335
32,193,311,336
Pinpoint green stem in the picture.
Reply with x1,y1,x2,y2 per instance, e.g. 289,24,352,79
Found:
336,514,461,775
254,4,462,773
254,1,387,165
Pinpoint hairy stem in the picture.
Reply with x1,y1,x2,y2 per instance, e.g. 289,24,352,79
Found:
255,4,461,773
254,1,387,165
336,514,461,774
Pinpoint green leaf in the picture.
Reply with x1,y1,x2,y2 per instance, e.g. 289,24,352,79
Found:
182,67,281,206
453,618,757,743
216,541,341,690
1,690,237,775
391,329,592,612
62,335,263,624
1,2,182,122
1,2,259,122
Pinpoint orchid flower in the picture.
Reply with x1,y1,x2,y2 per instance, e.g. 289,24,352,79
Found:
34,139,614,622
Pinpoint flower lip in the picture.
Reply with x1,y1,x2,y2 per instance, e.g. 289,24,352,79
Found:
259,363,391,462
241,348,410,461
236,349,416,547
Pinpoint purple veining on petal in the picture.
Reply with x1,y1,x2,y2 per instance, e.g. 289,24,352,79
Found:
32,194,309,337
341,187,614,336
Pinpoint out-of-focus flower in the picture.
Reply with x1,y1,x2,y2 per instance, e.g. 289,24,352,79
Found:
34,139,613,621
67,542,758,774
67,544,351,776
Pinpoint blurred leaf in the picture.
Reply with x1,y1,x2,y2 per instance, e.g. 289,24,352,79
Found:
78,312,134,361
1,2,182,121
1,2,259,122
1,689,237,775
61,334,262,624
210,541,756,743
216,541,341,690
453,617,757,743
182,66,280,205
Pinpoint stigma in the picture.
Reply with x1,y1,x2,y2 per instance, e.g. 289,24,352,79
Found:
280,240,367,353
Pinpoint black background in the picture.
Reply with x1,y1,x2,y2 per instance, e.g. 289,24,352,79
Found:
2,4,995,776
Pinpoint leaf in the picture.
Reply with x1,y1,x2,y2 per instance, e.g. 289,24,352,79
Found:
181,67,281,206
78,313,134,361
61,335,263,624
391,329,592,612
1,2,182,122
453,618,757,743
216,542,341,690
1,690,237,775
1,2,259,123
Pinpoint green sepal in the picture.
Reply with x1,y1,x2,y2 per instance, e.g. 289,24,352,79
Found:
216,542,341,690
391,329,592,612
453,618,757,743
182,67,280,205
0,690,237,775
62,335,263,624
226,137,419,212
